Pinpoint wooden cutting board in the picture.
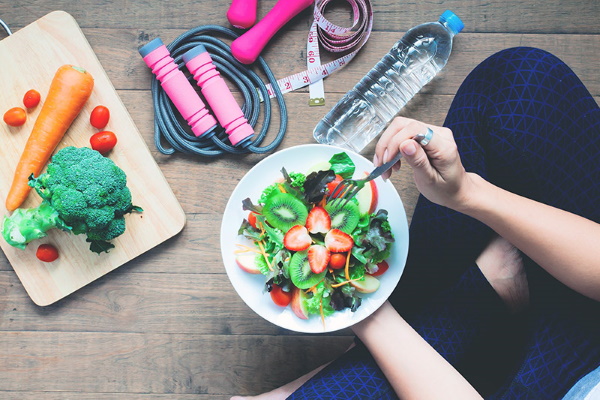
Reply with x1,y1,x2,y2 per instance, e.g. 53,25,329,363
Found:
0,11,186,306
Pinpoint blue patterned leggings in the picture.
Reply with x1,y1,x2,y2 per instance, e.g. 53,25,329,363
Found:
287,47,600,399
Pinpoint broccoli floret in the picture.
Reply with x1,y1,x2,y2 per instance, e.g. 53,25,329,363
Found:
2,146,142,254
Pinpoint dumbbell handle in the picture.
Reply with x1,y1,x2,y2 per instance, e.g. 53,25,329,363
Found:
227,0,258,29
231,0,314,64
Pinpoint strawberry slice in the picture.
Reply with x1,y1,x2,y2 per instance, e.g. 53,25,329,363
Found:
306,206,331,234
308,244,330,274
283,225,312,251
325,229,354,252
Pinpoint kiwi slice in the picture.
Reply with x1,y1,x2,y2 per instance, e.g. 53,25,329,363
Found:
263,193,308,232
289,250,326,289
325,200,360,234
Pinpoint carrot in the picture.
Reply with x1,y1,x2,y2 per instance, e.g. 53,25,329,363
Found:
6,65,94,211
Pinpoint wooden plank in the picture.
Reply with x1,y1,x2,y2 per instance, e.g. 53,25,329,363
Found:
0,394,227,400
1,1,599,34
0,270,356,335
72,29,600,96
0,331,354,396
0,12,185,306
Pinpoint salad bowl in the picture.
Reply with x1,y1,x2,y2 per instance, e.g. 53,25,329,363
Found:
220,144,409,333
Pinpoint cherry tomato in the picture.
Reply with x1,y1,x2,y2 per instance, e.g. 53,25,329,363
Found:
329,252,347,269
270,284,292,307
3,107,27,127
23,89,41,108
326,174,344,198
90,131,117,154
36,244,59,262
248,212,258,229
370,260,389,276
90,105,110,129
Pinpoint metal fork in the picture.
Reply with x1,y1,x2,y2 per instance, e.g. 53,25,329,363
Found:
327,152,402,208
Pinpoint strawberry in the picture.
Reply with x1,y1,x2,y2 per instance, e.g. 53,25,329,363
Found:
308,244,330,274
283,225,312,251
324,229,354,252
306,206,331,234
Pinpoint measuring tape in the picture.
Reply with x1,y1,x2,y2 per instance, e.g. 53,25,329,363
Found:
264,0,373,104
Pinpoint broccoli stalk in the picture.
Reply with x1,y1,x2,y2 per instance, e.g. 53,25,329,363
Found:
2,146,142,254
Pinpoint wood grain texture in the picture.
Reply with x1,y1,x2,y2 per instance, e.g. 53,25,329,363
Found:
0,1,598,398
0,11,185,306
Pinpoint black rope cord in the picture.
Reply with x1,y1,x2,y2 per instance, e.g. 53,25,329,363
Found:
150,25,288,156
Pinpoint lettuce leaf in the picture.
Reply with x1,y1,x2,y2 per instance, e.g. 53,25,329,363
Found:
328,153,355,178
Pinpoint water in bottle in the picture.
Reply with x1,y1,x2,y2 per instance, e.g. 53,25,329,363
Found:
313,10,464,152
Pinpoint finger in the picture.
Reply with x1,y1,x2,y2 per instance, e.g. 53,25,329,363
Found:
374,117,416,166
399,139,438,183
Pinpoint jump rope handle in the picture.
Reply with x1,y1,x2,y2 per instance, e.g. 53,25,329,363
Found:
231,0,315,64
227,0,258,29
139,38,217,137
183,45,254,146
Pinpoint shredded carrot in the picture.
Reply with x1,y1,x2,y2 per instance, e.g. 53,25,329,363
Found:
344,250,351,280
318,197,327,208
331,279,356,288
256,240,273,271
234,244,261,254
278,183,286,193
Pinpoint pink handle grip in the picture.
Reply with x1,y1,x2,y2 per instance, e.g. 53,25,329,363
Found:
183,45,254,146
227,0,258,29
139,38,217,137
231,0,314,64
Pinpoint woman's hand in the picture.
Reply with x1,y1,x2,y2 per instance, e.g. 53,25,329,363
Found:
374,117,475,210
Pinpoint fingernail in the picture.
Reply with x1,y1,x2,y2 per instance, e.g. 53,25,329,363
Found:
373,154,379,166
402,141,417,156
383,149,389,164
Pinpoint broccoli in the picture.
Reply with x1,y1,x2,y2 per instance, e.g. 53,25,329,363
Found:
2,146,142,254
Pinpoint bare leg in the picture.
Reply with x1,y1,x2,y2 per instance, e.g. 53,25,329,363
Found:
476,235,529,313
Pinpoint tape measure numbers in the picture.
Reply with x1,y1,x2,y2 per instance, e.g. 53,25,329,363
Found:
265,0,373,104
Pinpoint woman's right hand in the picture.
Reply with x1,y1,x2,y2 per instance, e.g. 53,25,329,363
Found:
374,117,476,211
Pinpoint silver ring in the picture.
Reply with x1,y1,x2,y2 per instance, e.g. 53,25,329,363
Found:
414,127,434,146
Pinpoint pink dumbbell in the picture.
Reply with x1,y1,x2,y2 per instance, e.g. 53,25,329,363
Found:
139,38,217,137
227,0,258,29
183,45,254,146
231,0,314,64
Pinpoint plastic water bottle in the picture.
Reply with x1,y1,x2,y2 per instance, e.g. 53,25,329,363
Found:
313,10,464,152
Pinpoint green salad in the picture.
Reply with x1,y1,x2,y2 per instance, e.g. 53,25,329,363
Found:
236,152,394,321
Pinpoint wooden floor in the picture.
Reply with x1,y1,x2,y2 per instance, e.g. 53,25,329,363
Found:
0,0,599,398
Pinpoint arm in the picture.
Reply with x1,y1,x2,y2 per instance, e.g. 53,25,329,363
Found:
375,117,600,301
352,301,483,399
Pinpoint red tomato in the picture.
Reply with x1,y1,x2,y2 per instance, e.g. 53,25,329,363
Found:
3,107,27,127
23,89,41,108
248,212,258,229
326,174,344,198
90,131,117,154
329,252,347,269
370,260,389,276
90,105,110,129
270,284,292,307
36,244,59,262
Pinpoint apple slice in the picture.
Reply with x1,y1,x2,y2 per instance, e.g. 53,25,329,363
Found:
355,172,378,215
305,161,331,176
350,274,381,293
235,254,262,274
291,287,309,319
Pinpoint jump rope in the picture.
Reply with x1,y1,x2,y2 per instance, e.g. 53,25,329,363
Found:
140,0,373,157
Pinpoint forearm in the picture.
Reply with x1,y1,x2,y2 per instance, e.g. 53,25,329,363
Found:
458,173,600,301
352,302,482,400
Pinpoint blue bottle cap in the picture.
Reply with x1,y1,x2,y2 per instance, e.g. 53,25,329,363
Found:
439,10,464,35
139,38,164,57
182,44,208,64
